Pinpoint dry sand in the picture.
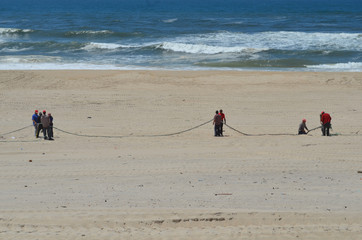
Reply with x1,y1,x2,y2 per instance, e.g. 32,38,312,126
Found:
0,70,362,239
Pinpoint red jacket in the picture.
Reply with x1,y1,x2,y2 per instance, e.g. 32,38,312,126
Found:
321,113,331,124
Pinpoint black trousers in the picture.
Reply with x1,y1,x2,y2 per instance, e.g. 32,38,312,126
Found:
214,124,221,136
48,126,53,138
36,123,43,138
322,123,331,136
43,127,49,139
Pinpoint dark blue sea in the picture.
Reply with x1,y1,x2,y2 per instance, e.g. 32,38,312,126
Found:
1,0,361,71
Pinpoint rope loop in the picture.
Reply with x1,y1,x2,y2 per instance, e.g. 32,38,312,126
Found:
53,119,214,138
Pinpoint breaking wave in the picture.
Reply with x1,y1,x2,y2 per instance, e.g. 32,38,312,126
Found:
162,18,178,23
82,42,124,51
1,30,361,71
64,30,142,38
305,62,362,71
177,31,362,52
196,59,316,69
157,42,268,54
0,28,34,34
64,30,114,36
0,55,62,64
0,47,33,53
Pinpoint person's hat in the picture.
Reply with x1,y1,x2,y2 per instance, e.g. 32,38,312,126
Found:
321,111,325,115
35,110,38,113
43,110,46,113
303,118,306,122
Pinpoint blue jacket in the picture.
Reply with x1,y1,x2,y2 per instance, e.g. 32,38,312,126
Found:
32,113,39,125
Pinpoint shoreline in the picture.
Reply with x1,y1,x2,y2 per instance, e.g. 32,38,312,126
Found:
1,68,362,72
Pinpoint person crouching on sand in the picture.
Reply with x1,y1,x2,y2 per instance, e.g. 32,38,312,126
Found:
298,118,308,135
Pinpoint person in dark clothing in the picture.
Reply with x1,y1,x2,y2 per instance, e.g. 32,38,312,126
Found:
36,112,43,138
41,110,50,140
320,111,332,136
213,110,222,136
48,113,54,140
320,111,324,135
298,118,309,135
219,109,226,136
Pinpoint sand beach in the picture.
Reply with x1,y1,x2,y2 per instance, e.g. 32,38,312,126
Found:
0,70,362,239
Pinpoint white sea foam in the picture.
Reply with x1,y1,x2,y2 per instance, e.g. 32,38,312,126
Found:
66,30,114,35
229,21,244,25
171,31,362,52
0,28,34,34
305,62,362,72
82,42,123,51
0,62,124,70
0,55,153,70
158,42,267,54
0,55,62,64
162,18,178,23
0,63,126,70
0,47,33,53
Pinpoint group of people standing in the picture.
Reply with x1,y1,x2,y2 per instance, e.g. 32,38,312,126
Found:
297,111,333,136
213,109,226,136
32,110,54,140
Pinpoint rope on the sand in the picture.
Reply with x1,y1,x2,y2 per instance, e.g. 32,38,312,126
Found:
225,123,296,136
136,119,213,137
1,122,358,140
0,125,33,136
53,119,214,138
53,127,128,138
224,124,250,136
307,126,322,133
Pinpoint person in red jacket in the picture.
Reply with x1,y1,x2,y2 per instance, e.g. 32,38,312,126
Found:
320,111,332,136
219,109,226,136
213,110,222,136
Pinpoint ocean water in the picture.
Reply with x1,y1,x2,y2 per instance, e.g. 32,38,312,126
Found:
0,0,362,71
